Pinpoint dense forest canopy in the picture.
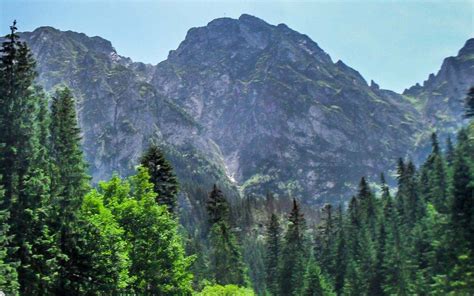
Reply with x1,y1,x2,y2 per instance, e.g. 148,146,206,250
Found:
0,21,473,296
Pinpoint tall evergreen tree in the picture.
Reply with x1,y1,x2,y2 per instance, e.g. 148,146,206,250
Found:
382,191,412,295
206,184,230,225
50,87,89,216
303,258,334,296
0,182,19,295
0,21,59,294
49,87,91,293
356,177,378,238
333,205,347,296
314,203,335,276
280,199,307,296
140,145,179,214
265,213,281,296
206,185,246,286
450,130,474,250
420,133,447,213
465,86,474,118
0,20,37,208
446,136,455,166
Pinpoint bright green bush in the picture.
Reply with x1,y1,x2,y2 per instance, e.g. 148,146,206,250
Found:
195,284,255,296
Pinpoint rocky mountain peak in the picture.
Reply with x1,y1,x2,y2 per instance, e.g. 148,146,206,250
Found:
459,38,474,57
15,17,473,205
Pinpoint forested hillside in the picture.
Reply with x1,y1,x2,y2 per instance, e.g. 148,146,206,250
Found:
1,19,473,296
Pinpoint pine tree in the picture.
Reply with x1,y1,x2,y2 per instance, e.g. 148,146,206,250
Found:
446,136,455,166
0,182,19,295
206,185,246,286
0,20,37,209
265,213,281,295
368,221,387,296
356,177,378,238
382,191,412,295
280,199,307,296
465,87,474,118
395,158,407,218
420,133,447,213
49,87,91,293
206,184,230,225
208,222,246,286
50,87,89,216
343,260,364,296
0,21,60,294
303,258,334,296
333,205,347,296
140,145,179,213
450,130,474,248
242,234,266,294
314,203,336,276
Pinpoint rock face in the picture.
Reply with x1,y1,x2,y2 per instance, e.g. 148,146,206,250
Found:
404,38,474,137
19,26,233,194
17,15,473,205
150,14,422,202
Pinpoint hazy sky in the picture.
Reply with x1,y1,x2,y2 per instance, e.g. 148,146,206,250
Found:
1,0,473,92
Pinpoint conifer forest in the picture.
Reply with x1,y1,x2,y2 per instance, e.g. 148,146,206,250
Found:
0,5,474,296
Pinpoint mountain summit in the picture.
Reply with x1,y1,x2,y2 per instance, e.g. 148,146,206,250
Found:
17,15,472,204
150,14,422,201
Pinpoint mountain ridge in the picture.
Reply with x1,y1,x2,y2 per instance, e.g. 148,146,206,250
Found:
15,14,473,204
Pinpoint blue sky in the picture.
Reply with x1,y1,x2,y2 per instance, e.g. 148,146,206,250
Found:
1,0,473,92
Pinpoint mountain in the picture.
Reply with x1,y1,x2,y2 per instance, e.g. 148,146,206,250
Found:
16,15,472,205
18,26,237,197
404,38,474,143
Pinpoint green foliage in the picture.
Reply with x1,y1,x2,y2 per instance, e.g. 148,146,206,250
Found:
195,284,255,296
208,222,246,286
98,167,194,294
303,258,334,296
79,190,131,292
0,184,19,295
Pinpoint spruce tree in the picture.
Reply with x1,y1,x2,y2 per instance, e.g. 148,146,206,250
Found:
333,205,347,296
465,87,474,118
140,145,179,213
382,190,412,295
314,203,335,276
0,21,59,294
450,130,474,251
49,87,91,293
50,87,89,215
420,133,447,213
206,185,246,286
368,221,387,296
446,136,455,166
280,199,307,296
206,184,230,224
265,213,281,295
356,177,378,238
0,182,19,295
303,258,334,296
